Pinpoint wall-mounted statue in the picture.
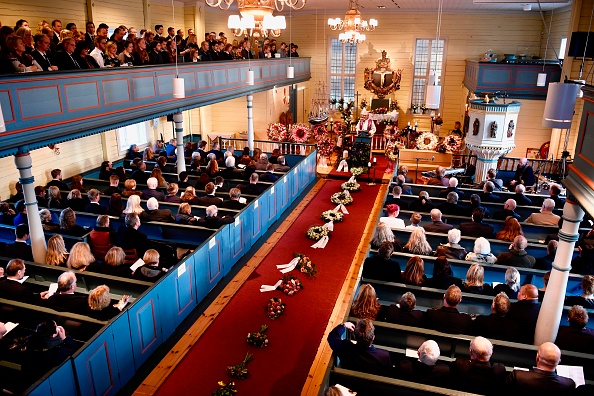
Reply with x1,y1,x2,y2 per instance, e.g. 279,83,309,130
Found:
507,120,515,138
490,121,498,138
473,118,480,135
364,50,402,99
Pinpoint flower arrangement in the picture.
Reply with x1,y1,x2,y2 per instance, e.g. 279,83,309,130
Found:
306,225,330,241
333,121,347,135
212,381,237,396
331,191,354,206
246,324,269,347
410,103,419,113
312,125,328,141
350,167,367,177
420,103,428,113
267,123,288,142
372,107,388,114
226,353,254,379
293,253,319,277
385,139,399,161
390,101,400,111
266,297,286,320
331,98,356,123
341,181,361,192
317,134,335,157
321,210,344,223
434,115,444,126
360,98,368,109
289,123,311,143
279,274,303,296
436,134,462,153
416,132,439,151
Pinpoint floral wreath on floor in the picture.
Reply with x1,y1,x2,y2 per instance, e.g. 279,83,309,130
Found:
306,225,330,241
436,134,462,153
293,252,318,277
289,123,311,143
416,131,439,150
266,297,286,320
385,139,399,161
267,123,288,142
321,210,344,223
350,167,367,177
341,180,361,192
311,125,328,141
246,325,269,347
331,191,354,205
317,134,335,157
279,274,303,295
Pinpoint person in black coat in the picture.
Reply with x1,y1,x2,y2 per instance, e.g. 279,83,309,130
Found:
496,236,536,268
196,205,233,229
140,198,173,223
555,305,594,353
384,292,425,327
385,185,409,210
59,208,88,237
219,188,247,210
460,208,494,239
480,181,502,203
424,209,454,234
492,199,522,221
362,242,401,282
424,285,472,334
437,192,467,218
397,340,451,387
327,319,392,376
472,292,519,342
512,184,534,206
509,158,535,188
453,337,507,395
507,284,541,344
534,240,557,271
438,177,465,199
425,256,463,289
132,162,149,185
4,223,34,262
46,169,69,191
506,342,575,393
45,271,88,314
83,189,107,215
0,259,48,303
239,173,264,196
409,191,434,213
565,275,594,310
116,213,151,258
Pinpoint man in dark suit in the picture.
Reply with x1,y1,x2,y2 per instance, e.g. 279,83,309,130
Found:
45,271,88,314
478,168,503,191
84,21,96,51
31,34,57,71
102,175,122,196
259,164,278,182
460,208,494,239
240,173,264,196
12,200,27,227
534,240,557,271
46,168,69,191
362,242,401,283
424,285,472,334
549,183,566,209
327,319,392,376
424,209,454,234
219,188,247,210
385,291,424,327
496,235,536,268
197,205,234,229
54,38,82,70
51,19,62,45
83,189,107,214
395,175,413,195
510,157,535,188
141,177,165,201
438,177,465,199
437,192,467,217
0,259,48,303
507,284,541,344
385,185,409,210
506,342,575,392
140,198,173,223
512,184,533,206
493,199,522,221
132,161,149,185
398,340,450,387
480,181,502,203
453,336,507,395
198,183,223,206
116,213,151,257
273,156,290,172
555,305,594,354
5,223,33,262
473,292,519,342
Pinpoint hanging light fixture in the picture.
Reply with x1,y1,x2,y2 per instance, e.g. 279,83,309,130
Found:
328,0,377,44
209,0,305,38
171,0,184,99
426,0,443,109
246,69,255,85
542,82,580,129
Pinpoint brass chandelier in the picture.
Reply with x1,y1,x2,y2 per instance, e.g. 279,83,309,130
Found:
328,0,378,44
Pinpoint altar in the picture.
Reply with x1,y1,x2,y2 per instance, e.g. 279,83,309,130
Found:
399,149,453,180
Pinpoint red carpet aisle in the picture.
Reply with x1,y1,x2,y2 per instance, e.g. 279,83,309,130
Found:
328,154,390,180
156,180,381,396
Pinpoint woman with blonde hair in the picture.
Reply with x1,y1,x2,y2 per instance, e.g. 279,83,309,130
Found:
371,222,403,251
70,175,85,193
350,284,382,320
99,246,131,278
86,285,130,320
104,41,120,67
66,242,96,271
47,186,65,209
465,237,497,264
143,146,155,162
122,179,142,197
175,202,197,225
37,20,50,35
66,189,85,211
45,235,69,266
181,186,200,204
403,227,433,256
461,264,493,295
134,249,167,281
150,167,168,188
495,216,524,242
402,256,427,286
122,194,144,216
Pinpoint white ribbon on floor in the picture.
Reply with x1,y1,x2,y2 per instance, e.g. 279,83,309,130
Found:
334,204,349,214
276,257,300,274
260,279,282,292
311,235,329,249
323,221,334,232
348,175,356,183
337,160,349,172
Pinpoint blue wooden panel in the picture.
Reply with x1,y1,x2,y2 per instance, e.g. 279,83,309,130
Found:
208,236,223,280
261,65,270,78
127,288,162,367
192,246,210,302
231,217,246,259
0,90,13,122
268,186,277,222
228,67,239,83
65,82,99,111
18,86,61,119
102,79,130,105
197,71,213,88
109,314,136,384
49,359,77,396
73,336,120,396
481,69,512,84
157,73,175,95
251,200,262,240
180,71,197,91
28,375,52,396
213,69,227,85
132,76,156,98
158,258,197,339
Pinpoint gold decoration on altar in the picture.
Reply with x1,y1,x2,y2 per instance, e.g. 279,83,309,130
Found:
364,51,402,99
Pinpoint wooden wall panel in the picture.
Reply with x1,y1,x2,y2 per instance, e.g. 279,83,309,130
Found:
149,0,186,35
0,0,87,30
91,0,145,31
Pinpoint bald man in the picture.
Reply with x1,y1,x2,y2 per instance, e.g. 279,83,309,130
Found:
510,157,535,188
493,199,522,221
507,284,541,344
496,235,536,268
453,336,507,394
506,342,575,392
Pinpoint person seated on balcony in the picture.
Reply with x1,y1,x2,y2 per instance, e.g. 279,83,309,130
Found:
84,189,107,215
380,204,405,229
103,41,120,67
493,267,521,299
512,183,533,206
198,40,211,61
149,40,164,64
31,33,57,71
427,166,450,187
409,191,434,213
6,35,41,72
4,223,34,262
356,109,376,136
509,157,535,188
555,305,594,353
182,34,198,61
290,43,299,57
196,205,233,229
48,186,66,209
480,181,502,203
465,237,497,264
525,198,560,226
328,318,392,375
437,191,467,217
273,156,291,172
495,216,524,243
398,339,451,387
435,228,467,260
425,285,473,334
141,198,173,223
59,208,88,237
469,194,490,219
240,39,253,59
424,208,453,234
132,37,150,65
438,177,465,199
493,199,522,222
118,40,134,65
565,275,594,309
54,37,83,70
460,208,494,239
461,264,493,295
73,40,99,69
371,222,403,252
453,337,507,394
479,168,503,191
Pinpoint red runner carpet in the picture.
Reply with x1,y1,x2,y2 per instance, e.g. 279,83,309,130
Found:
156,179,381,396
328,154,391,180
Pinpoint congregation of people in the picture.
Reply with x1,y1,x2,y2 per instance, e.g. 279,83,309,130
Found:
0,18,300,74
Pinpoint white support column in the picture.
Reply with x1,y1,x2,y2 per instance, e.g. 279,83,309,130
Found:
534,198,584,345
173,112,186,173
247,94,254,155
14,150,47,263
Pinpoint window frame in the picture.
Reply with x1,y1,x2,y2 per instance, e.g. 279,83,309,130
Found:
117,121,151,155
411,36,448,111
328,37,358,102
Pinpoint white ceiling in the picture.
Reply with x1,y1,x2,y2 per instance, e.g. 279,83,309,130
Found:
200,0,573,14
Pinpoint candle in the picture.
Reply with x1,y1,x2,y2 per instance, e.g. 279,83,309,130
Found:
330,117,333,122
368,162,371,167
415,121,418,127
373,157,377,163
408,122,411,126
